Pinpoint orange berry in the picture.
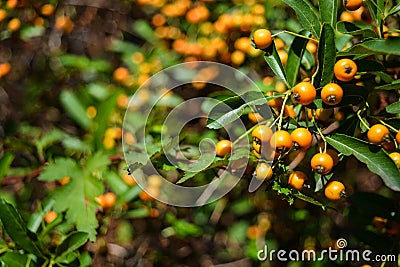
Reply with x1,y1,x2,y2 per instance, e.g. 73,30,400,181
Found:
343,0,363,11
7,18,21,32
255,162,273,180
288,171,307,190
291,128,313,151
321,83,343,106
324,181,345,201
334,58,357,82
270,130,292,153
45,211,58,224
6,0,18,9
55,16,74,33
311,153,334,174
367,124,390,144
102,192,116,209
41,4,55,16
113,67,129,83
293,82,316,105
122,174,136,186
0,9,7,22
216,140,232,157
253,29,272,49
0,62,11,77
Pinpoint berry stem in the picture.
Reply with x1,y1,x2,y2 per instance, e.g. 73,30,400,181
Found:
271,30,318,43
374,118,398,133
312,117,327,152
276,91,291,131
356,110,370,130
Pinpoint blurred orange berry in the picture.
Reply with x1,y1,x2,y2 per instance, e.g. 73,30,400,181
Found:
0,62,11,77
58,176,71,185
86,106,97,119
113,67,129,83
0,9,7,22
122,174,136,186
45,211,58,224
55,16,74,33
41,4,55,16
8,18,21,32
6,0,18,9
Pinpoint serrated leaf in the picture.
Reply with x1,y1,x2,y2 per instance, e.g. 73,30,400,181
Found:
55,232,89,257
338,38,400,56
386,101,400,114
286,31,311,87
326,134,400,191
60,91,92,129
52,173,103,241
84,152,110,175
39,158,78,181
312,23,336,88
281,0,321,38
0,152,13,184
263,42,288,87
206,91,268,129
0,198,44,257
319,0,338,26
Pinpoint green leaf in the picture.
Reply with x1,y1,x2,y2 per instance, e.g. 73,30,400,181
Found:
52,179,102,241
1,252,35,267
318,0,338,26
0,198,44,257
386,101,400,114
43,157,105,241
292,191,326,210
84,152,110,175
206,91,268,129
0,152,13,184
27,199,55,233
326,134,400,191
336,21,377,38
60,91,92,129
94,93,119,149
312,23,336,88
286,31,311,87
35,129,64,156
20,26,45,41
263,42,288,87
55,232,89,257
364,0,384,27
338,38,400,56
39,158,78,181
132,20,157,44
375,80,400,90
386,2,400,18
103,171,129,196
356,59,385,72
281,0,321,38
